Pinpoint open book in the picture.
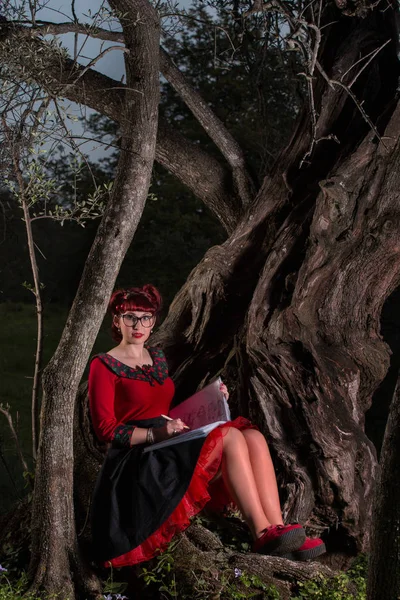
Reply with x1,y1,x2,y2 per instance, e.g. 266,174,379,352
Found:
143,378,231,452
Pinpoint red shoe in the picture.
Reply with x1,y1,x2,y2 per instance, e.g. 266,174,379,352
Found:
281,537,326,561
252,524,306,556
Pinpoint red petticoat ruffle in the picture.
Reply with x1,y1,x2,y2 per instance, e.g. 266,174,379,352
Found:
104,417,256,567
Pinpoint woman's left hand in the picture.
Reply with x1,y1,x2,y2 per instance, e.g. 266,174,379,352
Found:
220,382,229,401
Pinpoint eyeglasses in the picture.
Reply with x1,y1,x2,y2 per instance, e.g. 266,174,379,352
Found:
121,313,155,328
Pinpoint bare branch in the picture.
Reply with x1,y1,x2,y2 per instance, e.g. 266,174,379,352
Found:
0,404,29,474
314,59,388,150
157,120,242,232
30,20,124,42
344,38,391,88
330,79,387,149
160,48,256,206
71,0,78,24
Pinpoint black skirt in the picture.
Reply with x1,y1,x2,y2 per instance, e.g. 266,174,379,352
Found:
91,417,206,562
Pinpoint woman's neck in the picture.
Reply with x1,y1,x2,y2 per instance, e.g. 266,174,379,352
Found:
117,342,147,360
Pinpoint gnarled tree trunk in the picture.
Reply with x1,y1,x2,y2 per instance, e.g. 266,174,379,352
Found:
154,5,400,558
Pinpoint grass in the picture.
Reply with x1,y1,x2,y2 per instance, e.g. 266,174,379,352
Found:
0,302,111,513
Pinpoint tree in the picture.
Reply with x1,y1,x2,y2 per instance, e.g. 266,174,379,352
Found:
2,0,160,596
1,0,400,597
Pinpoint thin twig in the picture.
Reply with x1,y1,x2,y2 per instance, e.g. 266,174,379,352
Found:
0,444,20,495
2,113,45,461
331,79,387,149
52,98,101,190
344,39,391,89
69,45,130,86
71,0,78,24
28,0,37,26
0,405,29,474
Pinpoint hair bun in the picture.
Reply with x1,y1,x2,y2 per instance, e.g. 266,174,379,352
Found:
141,284,162,313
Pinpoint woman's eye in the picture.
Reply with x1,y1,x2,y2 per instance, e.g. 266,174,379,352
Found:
143,316,151,322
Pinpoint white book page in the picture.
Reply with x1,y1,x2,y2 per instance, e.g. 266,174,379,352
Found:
143,421,226,453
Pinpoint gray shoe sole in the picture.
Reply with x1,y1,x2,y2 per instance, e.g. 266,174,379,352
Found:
257,528,306,556
281,541,326,561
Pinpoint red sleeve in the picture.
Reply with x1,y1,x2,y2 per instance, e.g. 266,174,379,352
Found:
88,357,135,446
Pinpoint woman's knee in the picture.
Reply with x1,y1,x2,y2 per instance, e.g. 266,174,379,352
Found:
242,428,268,448
221,427,246,451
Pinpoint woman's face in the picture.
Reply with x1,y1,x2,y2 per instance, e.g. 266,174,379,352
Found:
116,310,155,345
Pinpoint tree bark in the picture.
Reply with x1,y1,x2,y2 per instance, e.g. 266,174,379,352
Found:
367,372,400,600
28,1,160,596
244,97,400,545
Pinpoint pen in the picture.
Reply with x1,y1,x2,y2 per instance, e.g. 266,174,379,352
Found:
161,414,190,429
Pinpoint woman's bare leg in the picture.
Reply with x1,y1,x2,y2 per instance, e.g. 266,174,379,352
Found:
242,429,284,526
221,427,271,539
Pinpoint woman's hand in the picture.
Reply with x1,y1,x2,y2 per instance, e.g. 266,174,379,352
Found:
153,418,188,442
165,418,187,437
220,381,229,401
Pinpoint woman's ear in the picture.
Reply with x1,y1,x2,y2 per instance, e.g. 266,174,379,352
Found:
113,316,121,330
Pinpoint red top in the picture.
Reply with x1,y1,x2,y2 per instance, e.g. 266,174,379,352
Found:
88,347,175,446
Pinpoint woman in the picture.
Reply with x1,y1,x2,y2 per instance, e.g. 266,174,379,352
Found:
89,285,325,567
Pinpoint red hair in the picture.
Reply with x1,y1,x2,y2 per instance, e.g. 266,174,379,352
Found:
109,285,162,342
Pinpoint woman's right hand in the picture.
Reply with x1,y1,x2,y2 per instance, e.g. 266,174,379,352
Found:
153,418,188,442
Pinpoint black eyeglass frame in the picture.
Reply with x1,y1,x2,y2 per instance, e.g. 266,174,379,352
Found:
120,313,155,328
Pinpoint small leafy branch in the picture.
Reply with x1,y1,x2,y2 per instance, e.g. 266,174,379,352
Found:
102,565,128,600
139,540,179,598
0,33,111,463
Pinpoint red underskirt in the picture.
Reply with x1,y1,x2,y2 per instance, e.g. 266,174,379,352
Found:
104,417,256,567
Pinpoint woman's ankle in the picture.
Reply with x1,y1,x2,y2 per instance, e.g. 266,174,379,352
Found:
255,525,272,539
254,521,286,539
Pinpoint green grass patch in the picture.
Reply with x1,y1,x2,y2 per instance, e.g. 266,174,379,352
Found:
292,555,367,600
0,571,45,600
0,302,111,513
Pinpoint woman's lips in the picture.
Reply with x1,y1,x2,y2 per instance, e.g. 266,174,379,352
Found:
132,333,144,338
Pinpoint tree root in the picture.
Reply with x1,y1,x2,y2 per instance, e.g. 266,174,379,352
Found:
134,522,336,600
